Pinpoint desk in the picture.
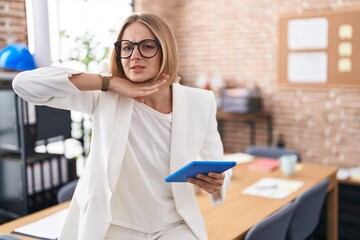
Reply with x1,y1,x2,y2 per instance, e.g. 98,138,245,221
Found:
0,202,69,240
216,111,273,146
0,163,337,240
197,162,338,240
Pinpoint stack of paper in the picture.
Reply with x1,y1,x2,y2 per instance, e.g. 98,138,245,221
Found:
242,177,304,199
220,88,263,113
248,158,279,172
350,167,360,182
13,208,68,240
224,152,254,164
336,167,360,182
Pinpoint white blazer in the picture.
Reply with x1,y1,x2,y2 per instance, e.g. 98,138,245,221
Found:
12,67,232,240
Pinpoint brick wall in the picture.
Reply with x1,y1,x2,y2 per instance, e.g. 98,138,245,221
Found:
0,0,27,48
4,0,359,167
135,0,360,167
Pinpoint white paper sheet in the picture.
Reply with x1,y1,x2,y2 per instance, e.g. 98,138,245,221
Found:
242,177,303,199
288,52,328,83
288,17,328,50
13,208,68,240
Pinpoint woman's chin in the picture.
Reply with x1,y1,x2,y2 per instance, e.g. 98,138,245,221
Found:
129,77,155,83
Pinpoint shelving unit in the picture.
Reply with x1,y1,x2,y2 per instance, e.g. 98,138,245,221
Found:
0,72,75,222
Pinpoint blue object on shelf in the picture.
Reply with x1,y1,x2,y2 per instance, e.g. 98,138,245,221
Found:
0,43,36,71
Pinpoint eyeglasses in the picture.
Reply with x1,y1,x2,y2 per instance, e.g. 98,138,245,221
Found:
114,39,161,59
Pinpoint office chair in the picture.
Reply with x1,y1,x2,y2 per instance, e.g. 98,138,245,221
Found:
57,179,78,203
246,145,301,161
244,201,298,240
286,179,330,240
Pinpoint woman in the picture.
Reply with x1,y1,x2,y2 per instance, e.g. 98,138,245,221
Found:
13,12,232,240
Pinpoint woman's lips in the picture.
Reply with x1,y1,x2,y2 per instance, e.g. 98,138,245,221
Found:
130,65,145,73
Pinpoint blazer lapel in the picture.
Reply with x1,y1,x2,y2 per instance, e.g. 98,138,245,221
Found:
170,83,188,208
106,95,134,193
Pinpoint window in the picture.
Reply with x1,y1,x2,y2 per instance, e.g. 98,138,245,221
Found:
26,0,133,71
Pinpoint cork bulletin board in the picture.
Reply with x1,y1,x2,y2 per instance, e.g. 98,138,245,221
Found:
279,7,360,88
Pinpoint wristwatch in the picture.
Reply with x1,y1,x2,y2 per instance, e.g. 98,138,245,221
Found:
98,71,113,91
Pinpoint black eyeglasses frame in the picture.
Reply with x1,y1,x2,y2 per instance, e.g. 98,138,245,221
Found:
114,39,161,59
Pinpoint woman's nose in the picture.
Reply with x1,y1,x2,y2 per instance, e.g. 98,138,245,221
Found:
131,45,141,59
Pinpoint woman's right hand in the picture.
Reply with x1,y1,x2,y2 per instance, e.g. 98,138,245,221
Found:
109,74,169,103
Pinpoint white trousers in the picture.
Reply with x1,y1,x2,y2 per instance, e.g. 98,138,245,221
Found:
104,222,198,240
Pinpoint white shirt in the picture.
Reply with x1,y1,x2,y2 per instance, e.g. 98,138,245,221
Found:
13,67,230,240
111,102,183,233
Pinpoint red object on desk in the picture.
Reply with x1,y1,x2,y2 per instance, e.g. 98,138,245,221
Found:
248,158,279,172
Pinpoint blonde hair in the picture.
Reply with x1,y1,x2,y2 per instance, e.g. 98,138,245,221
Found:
110,12,180,83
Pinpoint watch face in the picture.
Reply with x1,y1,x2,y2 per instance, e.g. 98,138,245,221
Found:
100,71,112,78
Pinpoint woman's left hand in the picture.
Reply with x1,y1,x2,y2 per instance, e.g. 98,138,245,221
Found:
187,172,225,194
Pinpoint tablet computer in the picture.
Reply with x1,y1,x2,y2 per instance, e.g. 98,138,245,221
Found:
165,161,237,182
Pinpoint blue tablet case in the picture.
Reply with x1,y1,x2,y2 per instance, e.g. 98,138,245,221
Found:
165,161,237,182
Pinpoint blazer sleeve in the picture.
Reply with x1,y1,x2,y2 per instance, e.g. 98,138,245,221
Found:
12,66,100,115
199,92,232,205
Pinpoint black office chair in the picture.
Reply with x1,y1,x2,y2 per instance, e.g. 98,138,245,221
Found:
57,179,78,203
244,201,298,240
286,179,330,240
246,145,301,161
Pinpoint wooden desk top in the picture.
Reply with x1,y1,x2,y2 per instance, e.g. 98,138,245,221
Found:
0,202,69,240
196,162,337,240
0,162,337,240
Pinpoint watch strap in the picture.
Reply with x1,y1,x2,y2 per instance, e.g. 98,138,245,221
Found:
98,73,112,92
101,77,111,91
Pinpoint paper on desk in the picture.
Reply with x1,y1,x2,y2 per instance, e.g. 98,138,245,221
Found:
224,152,254,164
13,208,68,240
242,177,303,199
